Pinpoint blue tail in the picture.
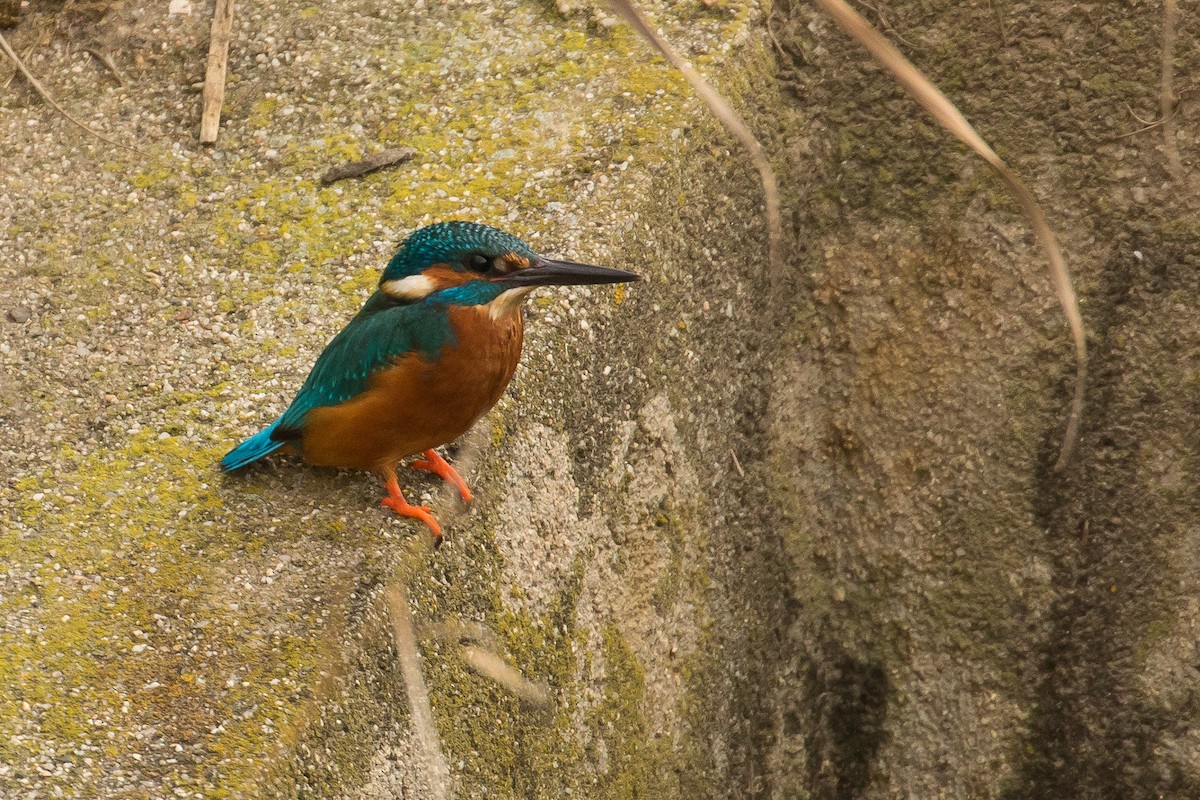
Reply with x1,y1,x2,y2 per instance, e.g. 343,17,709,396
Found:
220,419,287,471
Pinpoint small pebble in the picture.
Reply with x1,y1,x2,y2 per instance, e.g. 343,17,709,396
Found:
6,306,31,323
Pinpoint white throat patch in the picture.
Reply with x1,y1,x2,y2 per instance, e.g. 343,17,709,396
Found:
483,287,533,320
381,274,435,301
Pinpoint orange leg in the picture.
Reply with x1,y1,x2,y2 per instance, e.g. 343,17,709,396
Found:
410,448,473,504
380,466,443,545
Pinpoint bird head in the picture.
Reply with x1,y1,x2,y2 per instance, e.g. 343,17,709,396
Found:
378,222,639,314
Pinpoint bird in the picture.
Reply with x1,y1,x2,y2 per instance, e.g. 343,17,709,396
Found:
220,221,640,544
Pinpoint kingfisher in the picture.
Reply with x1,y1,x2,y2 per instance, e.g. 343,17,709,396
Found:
220,221,639,544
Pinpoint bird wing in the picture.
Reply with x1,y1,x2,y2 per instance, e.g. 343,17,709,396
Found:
272,295,454,440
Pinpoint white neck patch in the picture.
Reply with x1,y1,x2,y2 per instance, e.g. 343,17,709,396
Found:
482,287,533,320
381,274,436,301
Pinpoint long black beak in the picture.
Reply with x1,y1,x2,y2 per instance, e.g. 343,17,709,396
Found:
501,257,641,287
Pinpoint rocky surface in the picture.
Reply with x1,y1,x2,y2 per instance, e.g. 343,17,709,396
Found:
4,0,1200,797
0,0,772,796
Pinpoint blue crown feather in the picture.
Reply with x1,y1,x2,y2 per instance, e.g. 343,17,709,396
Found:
380,221,536,283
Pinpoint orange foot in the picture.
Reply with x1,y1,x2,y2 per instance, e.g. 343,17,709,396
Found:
381,469,443,546
411,448,473,504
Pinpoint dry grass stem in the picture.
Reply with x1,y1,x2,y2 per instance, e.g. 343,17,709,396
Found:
385,583,453,799
1,39,33,89
1114,119,1166,140
423,619,498,646
1161,0,1183,179
814,0,1087,470
86,47,125,86
423,620,551,706
605,0,782,282
0,30,140,153
460,645,552,707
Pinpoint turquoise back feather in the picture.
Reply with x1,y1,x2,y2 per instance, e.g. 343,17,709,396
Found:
272,291,458,439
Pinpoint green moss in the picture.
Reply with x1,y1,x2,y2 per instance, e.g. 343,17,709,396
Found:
0,432,341,795
337,269,378,296
419,559,590,799
247,97,281,129
588,624,671,798
649,513,687,612
132,169,173,190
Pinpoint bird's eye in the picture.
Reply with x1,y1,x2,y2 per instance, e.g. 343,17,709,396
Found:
467,253,491,273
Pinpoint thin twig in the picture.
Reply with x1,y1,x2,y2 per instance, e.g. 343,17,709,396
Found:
0,30,140,153
1161,0,1183,179
1113,119,1166,140
813,0,1087,470
86,48,126,87
321,147,417,184
854,0,919,49
1,41,33,90
765,13,789,61
605,0,783,285
1126,102,1159,128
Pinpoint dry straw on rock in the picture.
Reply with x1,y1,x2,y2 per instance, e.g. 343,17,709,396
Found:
812,0,1086,470
608,0,1090,470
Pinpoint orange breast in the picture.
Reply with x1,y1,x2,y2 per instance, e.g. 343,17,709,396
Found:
299,306,524,471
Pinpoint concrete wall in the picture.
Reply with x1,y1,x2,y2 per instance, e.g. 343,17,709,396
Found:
3,0,1199,797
